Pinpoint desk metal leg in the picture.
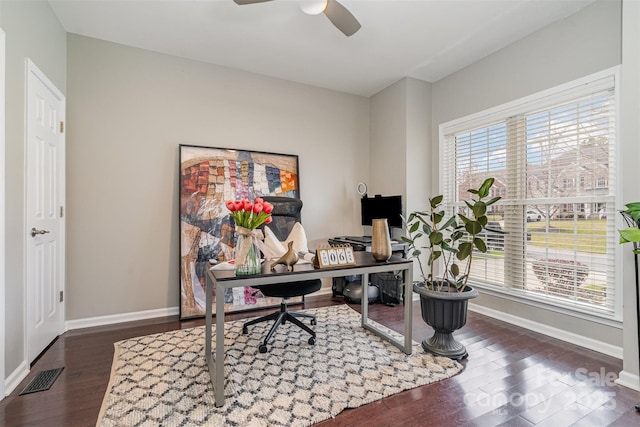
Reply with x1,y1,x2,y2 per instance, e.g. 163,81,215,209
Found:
361,266,413,355
361,272,369,326
403,267,413,352
205,273,226,408
205,272,217,405
214,282,225,407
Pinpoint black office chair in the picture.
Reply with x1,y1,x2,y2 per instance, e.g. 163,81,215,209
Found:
242,196,322,353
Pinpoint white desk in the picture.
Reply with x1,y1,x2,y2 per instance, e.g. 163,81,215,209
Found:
205,252,413,407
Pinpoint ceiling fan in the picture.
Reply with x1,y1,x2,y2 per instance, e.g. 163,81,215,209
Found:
233,0,361,37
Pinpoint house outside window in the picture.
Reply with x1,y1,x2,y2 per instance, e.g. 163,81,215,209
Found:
440,69,618,320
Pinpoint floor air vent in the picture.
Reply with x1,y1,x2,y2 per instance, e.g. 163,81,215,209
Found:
19,367,64,395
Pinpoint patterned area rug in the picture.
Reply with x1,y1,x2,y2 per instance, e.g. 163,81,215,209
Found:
97,304,462,427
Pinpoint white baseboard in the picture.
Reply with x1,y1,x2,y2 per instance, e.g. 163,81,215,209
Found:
616,370,640,391
65,306,179,331
5,361,29,396
468,303,623,359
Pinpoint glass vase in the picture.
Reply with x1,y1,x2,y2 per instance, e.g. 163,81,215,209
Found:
235,233,261,276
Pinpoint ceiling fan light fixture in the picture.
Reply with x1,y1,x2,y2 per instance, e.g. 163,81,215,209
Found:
299,0,328,15
234,0,359,37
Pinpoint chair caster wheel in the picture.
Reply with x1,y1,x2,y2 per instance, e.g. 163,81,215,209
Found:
308,336,316,345
311,318,316,325
242,326,248,334
259,344,268,353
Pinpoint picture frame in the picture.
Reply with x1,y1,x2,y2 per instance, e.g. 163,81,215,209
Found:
179,144,301,319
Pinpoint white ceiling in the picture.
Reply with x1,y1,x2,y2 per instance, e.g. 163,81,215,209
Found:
48,0,596,97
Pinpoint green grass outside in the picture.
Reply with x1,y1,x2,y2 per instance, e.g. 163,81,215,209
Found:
526,219,607,254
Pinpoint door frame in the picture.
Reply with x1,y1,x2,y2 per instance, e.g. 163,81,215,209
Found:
24,58,66,364
1,27,6,399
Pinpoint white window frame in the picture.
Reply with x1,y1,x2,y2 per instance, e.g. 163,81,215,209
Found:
596,177,608,188
438,67,622,326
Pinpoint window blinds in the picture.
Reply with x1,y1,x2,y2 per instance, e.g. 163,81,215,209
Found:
441,74,617,317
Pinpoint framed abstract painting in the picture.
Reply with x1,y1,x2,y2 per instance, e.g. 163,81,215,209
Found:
179,145,301,319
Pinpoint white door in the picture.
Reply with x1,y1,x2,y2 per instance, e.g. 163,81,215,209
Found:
26,59,65,363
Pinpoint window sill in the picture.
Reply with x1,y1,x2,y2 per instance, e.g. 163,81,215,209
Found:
470,282,623,329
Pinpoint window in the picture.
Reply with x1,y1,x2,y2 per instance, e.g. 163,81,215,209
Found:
440,70,618,319
595,177,608,188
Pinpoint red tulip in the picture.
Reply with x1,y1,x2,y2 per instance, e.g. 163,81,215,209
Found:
228,197,273,229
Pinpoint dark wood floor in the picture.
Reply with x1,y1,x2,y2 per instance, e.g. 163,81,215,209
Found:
1,295,639,427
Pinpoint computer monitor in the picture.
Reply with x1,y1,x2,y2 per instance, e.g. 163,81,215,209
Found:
361,195,403,228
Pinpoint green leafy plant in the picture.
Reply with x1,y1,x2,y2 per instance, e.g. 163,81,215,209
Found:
619,202,640,253
402,177,502,292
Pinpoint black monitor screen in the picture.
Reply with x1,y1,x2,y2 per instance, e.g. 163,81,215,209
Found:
361,195,403,228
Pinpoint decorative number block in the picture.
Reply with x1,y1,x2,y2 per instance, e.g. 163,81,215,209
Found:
314,245,357,268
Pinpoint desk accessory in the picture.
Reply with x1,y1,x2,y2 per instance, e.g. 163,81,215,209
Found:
356,182,367,196
371,218,392,261
227,197,274,276
314,244,356,268
270,241,299,271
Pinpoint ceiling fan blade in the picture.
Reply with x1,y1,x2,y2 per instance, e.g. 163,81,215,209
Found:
324,0,361,36
233,0,274,5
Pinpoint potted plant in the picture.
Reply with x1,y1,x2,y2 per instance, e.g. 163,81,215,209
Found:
619,202,640,411
402,178,502,360
619,202,640,248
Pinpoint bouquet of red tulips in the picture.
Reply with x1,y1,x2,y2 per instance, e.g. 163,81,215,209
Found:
225,197,274,229
225,197,274,275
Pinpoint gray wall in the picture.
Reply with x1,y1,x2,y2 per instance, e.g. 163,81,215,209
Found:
369,77,431,271
1,0,66,380
66,34,369,320
431,0,623,347
404,78,432,221
369,79,407,199
368,79,407,242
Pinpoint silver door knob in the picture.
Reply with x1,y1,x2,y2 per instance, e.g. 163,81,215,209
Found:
31,227,50,237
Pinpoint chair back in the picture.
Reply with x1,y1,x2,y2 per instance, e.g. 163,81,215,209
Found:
261,197,303,241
